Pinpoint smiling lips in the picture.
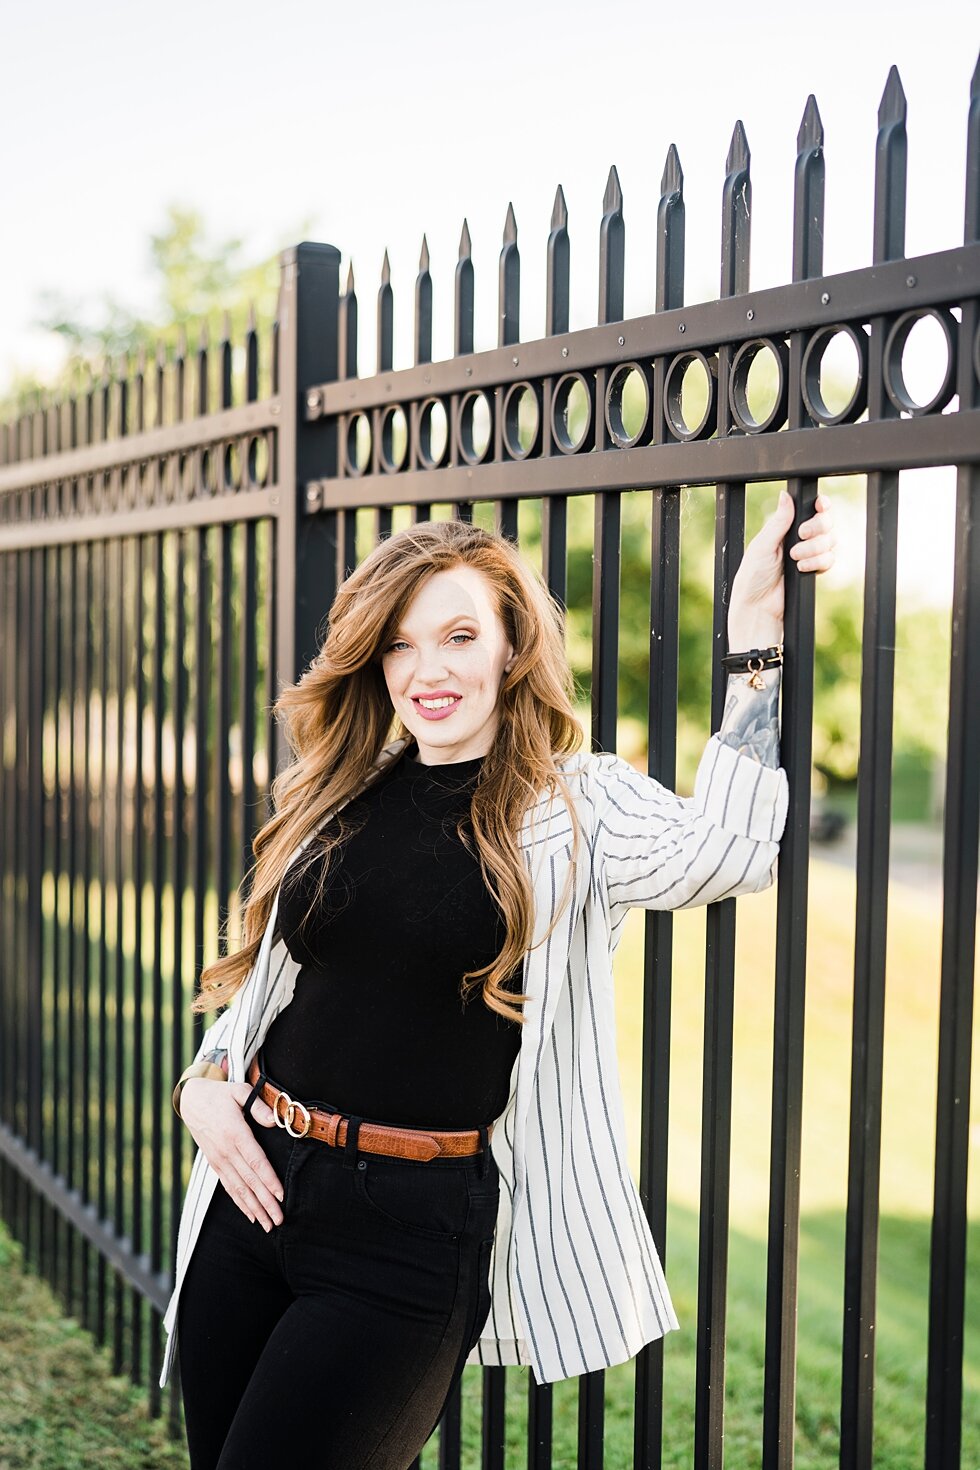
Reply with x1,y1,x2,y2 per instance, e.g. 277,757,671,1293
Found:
413,693,461,719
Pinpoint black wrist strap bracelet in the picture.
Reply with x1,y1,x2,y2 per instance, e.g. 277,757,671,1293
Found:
721,643,783,690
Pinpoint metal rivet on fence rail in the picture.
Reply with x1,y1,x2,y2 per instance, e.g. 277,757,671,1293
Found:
306,392,321,412
821,292,831,304
907,274,917,287
747,309,755,320
679,323,686,332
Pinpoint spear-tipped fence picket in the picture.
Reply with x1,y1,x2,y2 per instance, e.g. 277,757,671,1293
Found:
1,61,978,1470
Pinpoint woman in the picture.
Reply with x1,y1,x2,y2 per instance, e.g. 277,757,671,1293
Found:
163,488,835,1469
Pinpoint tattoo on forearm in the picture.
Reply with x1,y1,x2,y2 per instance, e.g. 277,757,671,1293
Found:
717,669,781,768
202,1046,228,1069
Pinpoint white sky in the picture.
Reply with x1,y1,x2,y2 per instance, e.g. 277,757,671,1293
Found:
0,0,974,605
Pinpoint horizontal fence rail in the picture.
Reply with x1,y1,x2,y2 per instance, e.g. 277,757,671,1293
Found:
1,57,978,1469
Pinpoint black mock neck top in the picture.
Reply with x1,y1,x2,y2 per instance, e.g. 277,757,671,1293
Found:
260,745,523,1129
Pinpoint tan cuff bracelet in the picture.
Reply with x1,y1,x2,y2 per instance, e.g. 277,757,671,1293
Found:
172,1062,228,1119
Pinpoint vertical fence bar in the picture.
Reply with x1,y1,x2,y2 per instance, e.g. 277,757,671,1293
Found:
28,538,44,1272
635,142,684,1470
77,536,93,1334
148,530,166,1408
95,533,109,1343
499,204,520,350
340,266,358,382
11,538,22,1235
925,52,980,1470
475,200,522,1468
275,242,341,771
64,524,78,1316
521,185,571,1470
695,120,752,1470
47,494,61,1295
1,548,11,1221
416,236,432,368
215,521,233,962
839,66,906,1470
113,531,127,1374
15,546,28,1246
578,159,627,1470
761,86,830,1466
66,385,84,1328
168,526,188,1434
456,220,474,358
131,531,146,1384
43,512,58,1290
193,524,211,1055
592,168,624,758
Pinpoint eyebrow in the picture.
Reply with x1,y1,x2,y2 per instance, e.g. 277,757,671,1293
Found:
393,612,480,635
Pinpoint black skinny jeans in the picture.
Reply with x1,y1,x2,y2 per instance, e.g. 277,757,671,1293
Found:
177,1073,500,1469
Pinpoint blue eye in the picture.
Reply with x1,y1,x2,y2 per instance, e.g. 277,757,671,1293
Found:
386,633,474,653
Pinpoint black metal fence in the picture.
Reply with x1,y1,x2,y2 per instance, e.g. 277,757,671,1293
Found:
1,59,978,1469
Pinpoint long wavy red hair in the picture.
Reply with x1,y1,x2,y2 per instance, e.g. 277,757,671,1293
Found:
193,519,586,1024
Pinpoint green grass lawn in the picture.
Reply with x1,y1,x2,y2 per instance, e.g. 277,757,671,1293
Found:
3,851,977,1466
0,1225,186,1470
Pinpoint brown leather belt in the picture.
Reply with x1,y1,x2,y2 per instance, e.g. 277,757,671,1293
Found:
245,1055,492,1162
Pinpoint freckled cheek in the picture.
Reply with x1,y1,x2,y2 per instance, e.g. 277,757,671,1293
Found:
462,653,495,701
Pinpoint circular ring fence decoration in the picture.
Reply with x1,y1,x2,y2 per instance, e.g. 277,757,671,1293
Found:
160,457,174,503
247,434,270,488
457,390,494,465
605,362,651,448
663,351,718,441
801,323,869,426
417,397,449,469
178,451,197,500
200,449,217,496
224,441,242,492
344,412,372,476
380,405,409,473
883,307,958,416
729,337,790,434
551,372,595,454
502,381,542,460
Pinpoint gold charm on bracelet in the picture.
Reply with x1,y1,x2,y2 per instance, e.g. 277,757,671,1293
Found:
746,658,767,690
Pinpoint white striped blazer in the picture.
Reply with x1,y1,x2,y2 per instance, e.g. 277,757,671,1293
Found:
159,732,788,1389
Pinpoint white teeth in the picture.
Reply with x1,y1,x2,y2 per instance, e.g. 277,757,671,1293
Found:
417,696,458,709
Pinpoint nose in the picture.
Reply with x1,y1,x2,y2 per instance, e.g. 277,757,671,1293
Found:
414,645,451,682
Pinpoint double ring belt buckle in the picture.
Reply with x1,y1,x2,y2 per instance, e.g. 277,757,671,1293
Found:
271,1087,312,1139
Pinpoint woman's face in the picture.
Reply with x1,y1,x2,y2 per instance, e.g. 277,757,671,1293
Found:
381,564,515,765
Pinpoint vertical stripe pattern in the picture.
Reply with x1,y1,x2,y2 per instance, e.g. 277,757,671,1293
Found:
159,731,787,1388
